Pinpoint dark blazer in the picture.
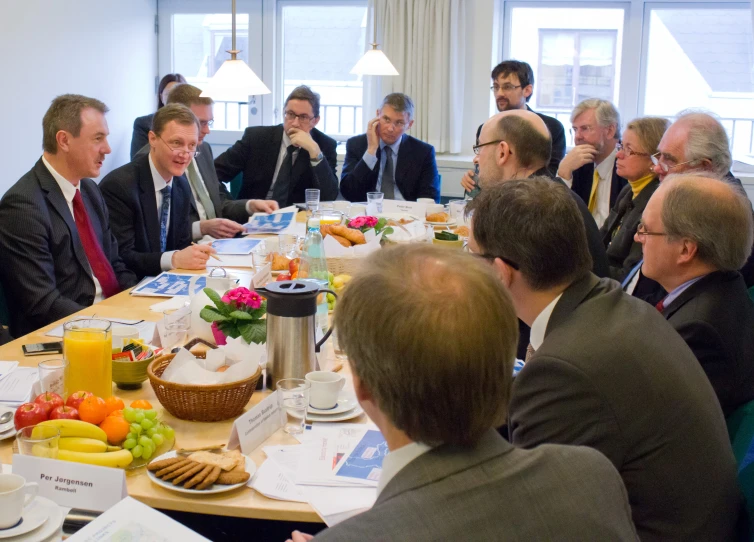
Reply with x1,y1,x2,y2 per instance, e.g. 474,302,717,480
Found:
726,172,754,288
314,429,638,542
339,134,440,202
99,153,193,280
570,158,628,212
136,141,250,224
600,179,659,282
509,274,743,542
662,271,754,416
475,105,566,176
130,113,153,160
214,125,338,207
0,159,136,336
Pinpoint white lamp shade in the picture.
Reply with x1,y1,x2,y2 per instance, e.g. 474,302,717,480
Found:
200,59,271,102
350,49,399,76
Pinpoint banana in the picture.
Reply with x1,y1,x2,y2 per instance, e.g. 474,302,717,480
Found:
57,448,133,469
58,437,108,453
36,419,107,442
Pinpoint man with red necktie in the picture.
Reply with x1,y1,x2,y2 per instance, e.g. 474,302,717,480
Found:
0,94,136,337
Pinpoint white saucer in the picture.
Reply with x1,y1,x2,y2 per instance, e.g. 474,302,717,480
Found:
2,498,62,542
425,219,457,226
308,394,358,415
0,496,57,539
0,405,15,434
0,427,15,441
307,404,364,422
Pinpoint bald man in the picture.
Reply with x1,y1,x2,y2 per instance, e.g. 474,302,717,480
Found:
473,110,608,359
637,174,754,416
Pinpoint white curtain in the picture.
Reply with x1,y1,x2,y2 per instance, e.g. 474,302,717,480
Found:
362,0,465,153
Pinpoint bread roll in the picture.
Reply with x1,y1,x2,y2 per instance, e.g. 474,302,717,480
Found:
329,225,366,245
330,234,352,247
426,212,449,223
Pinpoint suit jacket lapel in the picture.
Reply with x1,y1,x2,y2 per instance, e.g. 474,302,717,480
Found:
35,160,91,275
261,126,285,195
545,273,601,338
136,154,161,252
662,271,733,318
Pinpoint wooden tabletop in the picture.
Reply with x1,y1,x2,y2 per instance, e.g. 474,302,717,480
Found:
0,270,359,523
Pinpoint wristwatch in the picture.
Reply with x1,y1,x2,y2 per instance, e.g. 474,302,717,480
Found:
310,152,324,165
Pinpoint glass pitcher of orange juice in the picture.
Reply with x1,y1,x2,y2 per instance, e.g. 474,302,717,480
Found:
63,319,112,399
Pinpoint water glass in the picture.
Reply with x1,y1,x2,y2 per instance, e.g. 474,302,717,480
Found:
276,379,310,434
278,233,299,259
332,201,351,216
251,241,270,272
448,200,468,224
332,329,348,362
16,425,60,459
367,192,384,213
163,308,191,352
37,359,67,396
305,189,320,214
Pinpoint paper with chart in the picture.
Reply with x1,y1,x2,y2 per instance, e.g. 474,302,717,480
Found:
0,367,38,406
244,211,296,234
131,273,206,297
211,238,261,255
334,429,388,486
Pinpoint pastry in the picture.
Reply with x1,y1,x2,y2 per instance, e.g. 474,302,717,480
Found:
267,252,291,271
329,225,366,245
426,212,449,223
330,234,351,247
454,225,470,237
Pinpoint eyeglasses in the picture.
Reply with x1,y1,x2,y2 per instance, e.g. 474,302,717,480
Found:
491,84,522,93
616,143,649,157
569,126,596,137
472,139,504,155
380,116,407,129
636,221,666,237
650,152,696,174
158,135,199,158
199,119,214,129
284,111,316,124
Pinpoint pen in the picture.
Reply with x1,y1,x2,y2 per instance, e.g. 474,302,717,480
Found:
192,242,223,262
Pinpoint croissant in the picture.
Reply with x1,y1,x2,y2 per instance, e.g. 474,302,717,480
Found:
426,212,450,223
329,224,366,245
330,234,352,247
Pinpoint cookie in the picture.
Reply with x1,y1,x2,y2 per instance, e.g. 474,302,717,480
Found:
155,459,192,478
184,465,213,489
196,466,222,490
148,457,182,472
173,463,206,485
216,471,251,485
162,461,198,481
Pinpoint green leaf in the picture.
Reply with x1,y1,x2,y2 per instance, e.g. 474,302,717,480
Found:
218,321,241,339
248,307,266,319
199,307,228,323
204,287,232,316
239,320,267,344
382,226,394,236
230,310,253,320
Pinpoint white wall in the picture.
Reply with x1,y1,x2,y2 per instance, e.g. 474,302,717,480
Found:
0,0,157,195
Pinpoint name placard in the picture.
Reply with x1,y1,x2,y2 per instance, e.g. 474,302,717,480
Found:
381,199,426,218
252,262,273,288
13,454,127,512
227,391,285,454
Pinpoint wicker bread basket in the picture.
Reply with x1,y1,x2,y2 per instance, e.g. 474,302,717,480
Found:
147,352,261,422
326,257,364,276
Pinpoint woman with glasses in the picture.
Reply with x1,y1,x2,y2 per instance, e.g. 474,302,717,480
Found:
599,117,670,281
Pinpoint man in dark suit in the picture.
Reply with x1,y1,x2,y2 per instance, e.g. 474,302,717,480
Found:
637,175,754,416
214,85,338,207
0,95,136,336
557,99,626,229
288,244,638,542
469,179,743,541
100,104,215,280
339,93,439,203
461,60,566,193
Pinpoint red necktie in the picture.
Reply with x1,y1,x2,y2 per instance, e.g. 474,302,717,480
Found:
72,190,121,298
655,298,665,312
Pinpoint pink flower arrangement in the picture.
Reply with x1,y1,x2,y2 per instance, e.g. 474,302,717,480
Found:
201,286,267,345
347,216,379,229
221,287,263,309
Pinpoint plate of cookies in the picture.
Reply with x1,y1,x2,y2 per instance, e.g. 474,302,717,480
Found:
146,449,256,494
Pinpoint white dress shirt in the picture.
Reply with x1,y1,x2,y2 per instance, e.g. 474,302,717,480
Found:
529,293,564,351
148,154,177,271
41,156,103,302
376,441,432,497
592,148,618,228
362,138,405,201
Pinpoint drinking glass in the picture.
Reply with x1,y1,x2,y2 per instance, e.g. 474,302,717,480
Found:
319,202,334,212
305,189,321,214
163,308,191,352
37,359,67,396
16,425,60,459
349,204,366,217
332,201,351,216
448,200,468,224
331,329,348,362
367,192,384,213
278,234,299,259
63,319,112,399
276,379,310,434
251,241,270,272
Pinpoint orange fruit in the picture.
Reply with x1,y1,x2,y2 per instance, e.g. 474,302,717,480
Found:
78,396,108,425
130,400,153,409
99,416,130,445
104,396,125,415
108,409,124,419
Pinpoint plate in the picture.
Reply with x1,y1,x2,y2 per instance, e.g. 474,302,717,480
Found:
0,405,15,433
308,394,358,415
425,219,457,226
0,427,16,441
0,496,56,539
307,404,364,422
146,451,256,495
2,497,62,542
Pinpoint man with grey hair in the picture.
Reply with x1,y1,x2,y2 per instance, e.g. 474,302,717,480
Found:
637,174,754,416
287,245,638,542
557,98,626,228
340,93,440,202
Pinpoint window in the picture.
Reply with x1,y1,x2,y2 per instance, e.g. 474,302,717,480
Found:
278,2,368,139
642,4,754,159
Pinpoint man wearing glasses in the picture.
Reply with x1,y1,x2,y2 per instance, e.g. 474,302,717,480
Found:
214,85,339,208
340,93,440,203
101,104,216,280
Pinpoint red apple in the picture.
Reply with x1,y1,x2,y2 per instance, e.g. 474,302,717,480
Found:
33,392,64,416
49,405,79,420
14,403,48,430
66,391,93,411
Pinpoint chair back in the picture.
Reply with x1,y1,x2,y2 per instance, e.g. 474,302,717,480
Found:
727,400,754,537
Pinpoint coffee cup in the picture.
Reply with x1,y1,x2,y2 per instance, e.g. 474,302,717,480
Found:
0,474,38,529
305,371,345,410
417,198,435,205
425,203,445,216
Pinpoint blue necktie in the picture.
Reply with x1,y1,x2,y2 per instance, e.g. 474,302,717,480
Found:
621,259,643,289
159,185,171,252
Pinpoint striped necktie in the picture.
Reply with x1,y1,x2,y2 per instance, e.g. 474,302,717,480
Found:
159,185,171,252
186,160,216,219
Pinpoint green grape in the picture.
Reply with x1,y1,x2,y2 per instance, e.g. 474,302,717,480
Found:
127,432,137,441
123,407,136,423
131,445,143,458
123,439,137,450
138,436,151,448
146,428,158,438
133,411,145,423
162,426,175,440
151,433,164,447
130,423,143,435
144,410,158,420
326,293,335,303
144,440,155,454
140,419,154,430
142,446,153,460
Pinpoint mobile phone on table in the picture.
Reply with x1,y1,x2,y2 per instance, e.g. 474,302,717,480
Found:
22,341,63,356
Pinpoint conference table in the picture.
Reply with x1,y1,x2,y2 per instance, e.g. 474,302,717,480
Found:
0,269,360,524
